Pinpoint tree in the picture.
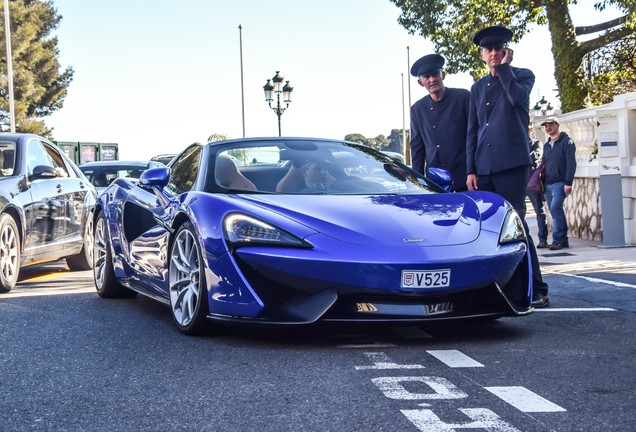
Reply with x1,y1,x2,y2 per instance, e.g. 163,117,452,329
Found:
344,133,367,144
0,0,73,136
584,33,636,105
386,129,408,154
389,0,636,113
208,133,229,142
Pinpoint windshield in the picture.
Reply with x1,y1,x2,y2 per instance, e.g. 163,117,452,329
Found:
81,165,149,188
211,140,442,195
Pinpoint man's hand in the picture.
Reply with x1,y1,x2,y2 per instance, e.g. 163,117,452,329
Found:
564,185,573,196
502,48,513,64
466,174,478,191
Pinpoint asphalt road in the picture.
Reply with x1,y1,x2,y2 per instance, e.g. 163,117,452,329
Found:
0,262,634,432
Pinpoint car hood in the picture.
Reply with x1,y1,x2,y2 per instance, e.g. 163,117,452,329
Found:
240,193,488,246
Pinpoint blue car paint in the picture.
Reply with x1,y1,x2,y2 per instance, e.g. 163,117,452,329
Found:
95,138,533,327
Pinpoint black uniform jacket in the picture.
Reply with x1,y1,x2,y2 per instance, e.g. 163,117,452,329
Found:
410,87,469,189
466,64,534,175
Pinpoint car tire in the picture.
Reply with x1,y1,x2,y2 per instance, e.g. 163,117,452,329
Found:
0,214,20,293
93,210,136,298
169,221,212,335
67,212,94,271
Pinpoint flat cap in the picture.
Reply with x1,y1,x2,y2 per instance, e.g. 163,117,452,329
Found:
540,116,560,126
473,26,513,47
410,54,445,77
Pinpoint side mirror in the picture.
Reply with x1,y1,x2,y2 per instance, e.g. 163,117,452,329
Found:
30,165,58,180
427,167,454,192
139,166,170,189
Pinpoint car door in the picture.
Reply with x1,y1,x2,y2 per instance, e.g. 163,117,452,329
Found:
123,146,202,295
22,139,74,255
47,142,91,250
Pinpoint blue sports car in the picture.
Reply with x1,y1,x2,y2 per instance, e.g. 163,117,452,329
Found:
93,138,532,335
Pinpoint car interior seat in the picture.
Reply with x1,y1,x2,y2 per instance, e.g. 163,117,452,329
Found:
216,156,257,191
275,165,306,192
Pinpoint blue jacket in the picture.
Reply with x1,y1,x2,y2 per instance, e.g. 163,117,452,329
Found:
466,64,534,175
410,87,469,190
543,131,577,186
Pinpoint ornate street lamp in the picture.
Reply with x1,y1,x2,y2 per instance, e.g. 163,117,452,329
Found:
533,96,553,117
263,71,293,136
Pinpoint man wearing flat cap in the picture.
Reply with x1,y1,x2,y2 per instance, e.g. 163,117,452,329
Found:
465,25,550,307
410,53,469,191
540,116,577,251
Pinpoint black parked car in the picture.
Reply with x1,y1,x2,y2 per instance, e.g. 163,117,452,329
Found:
0,133,97,293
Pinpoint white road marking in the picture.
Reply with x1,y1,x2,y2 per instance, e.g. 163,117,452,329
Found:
566,273,636,289
402,408,521,432
485,386,566,412
534,307,616,312
1,287,95,298
372,376,467,400
427,350,484,368
355,352,424,370
338,343,397,349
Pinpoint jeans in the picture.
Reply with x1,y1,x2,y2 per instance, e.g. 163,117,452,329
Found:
527,190,548,241
543,182,568,244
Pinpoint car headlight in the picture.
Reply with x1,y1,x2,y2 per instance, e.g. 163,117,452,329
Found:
499,208,526,245
223,213,311,248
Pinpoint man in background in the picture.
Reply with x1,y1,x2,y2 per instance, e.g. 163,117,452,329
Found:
527,127,549,248
541,116,577,251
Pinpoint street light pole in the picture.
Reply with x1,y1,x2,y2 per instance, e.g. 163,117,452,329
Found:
263,71,293,136
238,25,245,138
3,0,16,133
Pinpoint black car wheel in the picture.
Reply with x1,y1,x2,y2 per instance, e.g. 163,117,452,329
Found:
67,212,94,271
93,210,136,298
169,221,211,335
0,214,20,293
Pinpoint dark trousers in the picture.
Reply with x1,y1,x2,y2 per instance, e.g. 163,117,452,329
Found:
527,190,548,242
477,166,549,296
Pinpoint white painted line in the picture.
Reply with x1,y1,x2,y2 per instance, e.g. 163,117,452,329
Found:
392,326,433,339
427,350,484,368
485,386,566,412
338,343,397,349
534,307,616,312
566,274,636,290
1,287,95,299
355,352,425,370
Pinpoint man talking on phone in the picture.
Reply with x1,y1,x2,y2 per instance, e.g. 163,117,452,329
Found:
465,25,550,308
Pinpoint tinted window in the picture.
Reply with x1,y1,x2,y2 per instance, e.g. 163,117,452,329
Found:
167,146,201,195
0,141,16,176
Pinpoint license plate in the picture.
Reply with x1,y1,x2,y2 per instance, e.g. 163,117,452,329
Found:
401,269,451,288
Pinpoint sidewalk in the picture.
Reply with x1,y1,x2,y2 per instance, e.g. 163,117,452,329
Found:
526,216,636,277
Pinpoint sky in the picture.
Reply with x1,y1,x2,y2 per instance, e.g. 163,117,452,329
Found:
43,0,623,160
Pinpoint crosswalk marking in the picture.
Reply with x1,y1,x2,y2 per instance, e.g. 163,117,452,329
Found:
485,386,566,412
427,350,484,368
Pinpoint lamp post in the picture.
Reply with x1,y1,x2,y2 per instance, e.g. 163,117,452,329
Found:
3,0,16,132
263,71,293,136
532,96,554,117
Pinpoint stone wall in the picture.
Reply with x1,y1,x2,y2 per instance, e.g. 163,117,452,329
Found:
567,177,602,241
